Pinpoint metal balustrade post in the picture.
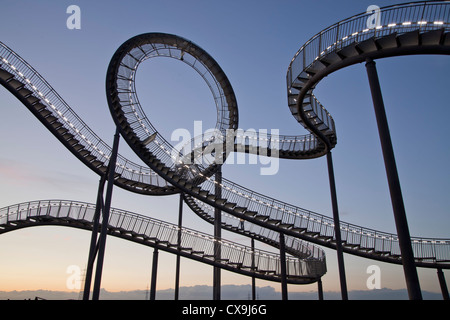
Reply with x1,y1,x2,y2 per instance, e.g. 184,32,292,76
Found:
82,175,107,300
213,167,222,300
437,268,449,300
251,238,256,300
92,127,120,300
365,58,422,300
317,278,324,300
279,233,288,300
174,193,183,300
150,247,159,300
326,151,348,300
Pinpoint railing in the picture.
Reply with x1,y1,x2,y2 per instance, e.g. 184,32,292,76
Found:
0,41,169,190
173,130,320,169
286,1,450,141
287,1,450,87
0,39,326,274
0,200,324,279
188,195,326,262
112,34,328,185
113,38,233,174
1,6,449,269
189,172,450,263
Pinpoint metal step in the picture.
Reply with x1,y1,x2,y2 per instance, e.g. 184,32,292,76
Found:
420,28,444,46
244,211,257,217
306,60,327,75
356,37,378,54
304,231,320,237
228,262,243,268
320,51,344,65
32,103,46,112
291,227,306,233
224,202,236,209
0,69,14,81
39,109,51,117
376,33,398,50
258,270,276,275
199,190,209,197
317,235,333,241
444,32,450,46
7,79,25,90
397,30,419,47
207,194,216,201
267,219,281,225
17,87,32,98
233,207,246,214
337,42,360,58
215,198,227,206
255,214,269,221
26,95,40,105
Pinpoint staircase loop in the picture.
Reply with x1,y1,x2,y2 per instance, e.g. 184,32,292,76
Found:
0,2,449,278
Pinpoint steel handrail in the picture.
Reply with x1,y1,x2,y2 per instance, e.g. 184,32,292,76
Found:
0,200,325,280
1,1,449,271
287,1,450,146
0,41,326,272
0,42,169,191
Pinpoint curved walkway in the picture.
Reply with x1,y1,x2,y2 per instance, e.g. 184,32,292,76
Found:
0,1,448,287
0,200,325,284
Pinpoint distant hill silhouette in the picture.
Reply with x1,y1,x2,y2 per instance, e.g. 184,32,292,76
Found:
0,285,443,300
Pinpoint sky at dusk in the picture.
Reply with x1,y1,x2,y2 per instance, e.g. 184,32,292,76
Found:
0,0,449,299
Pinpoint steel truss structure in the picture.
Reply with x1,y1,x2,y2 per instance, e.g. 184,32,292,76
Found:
0,1,449,300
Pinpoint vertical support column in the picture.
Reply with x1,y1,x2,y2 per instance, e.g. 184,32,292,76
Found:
213,167,222,300
150,247,159,300
365,58,422,300
92,128,120,300
251,238,256,300
437,268,449,300
279,233,288,301
326,151,348,300
82,175,107,300
317,278,324,300
174,192,183,300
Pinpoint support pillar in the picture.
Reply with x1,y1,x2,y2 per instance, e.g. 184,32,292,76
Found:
317,278,324,300
82,175,107,300
365,58,422,300
174,193,183,300
92,128,120,300
213,167,222,300
279,233,288,300
251,238,256,300
437,268,449,300
150,247,159,300
326,151,348,300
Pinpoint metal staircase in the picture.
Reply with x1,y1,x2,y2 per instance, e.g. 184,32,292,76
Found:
287,1,450,152
0,1,449,290
0,43,327,282
0,51,174,195
0,200,325,283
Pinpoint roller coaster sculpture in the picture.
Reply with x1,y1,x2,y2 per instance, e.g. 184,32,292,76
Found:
0,1,449,300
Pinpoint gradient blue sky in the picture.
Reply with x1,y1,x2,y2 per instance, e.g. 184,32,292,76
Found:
0,0,449,298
